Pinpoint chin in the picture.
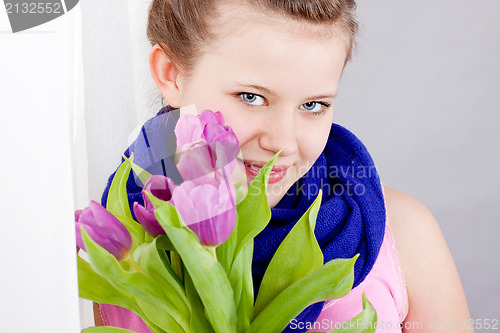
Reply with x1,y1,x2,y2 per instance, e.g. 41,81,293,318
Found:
266,183,290,209
268,196,279,209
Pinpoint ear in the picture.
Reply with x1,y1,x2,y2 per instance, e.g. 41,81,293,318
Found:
149,44,182,108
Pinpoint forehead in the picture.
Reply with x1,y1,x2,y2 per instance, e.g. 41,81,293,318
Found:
197,2,347,96
209,1,346,46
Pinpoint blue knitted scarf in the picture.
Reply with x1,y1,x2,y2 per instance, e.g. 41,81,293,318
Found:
101,107,386,332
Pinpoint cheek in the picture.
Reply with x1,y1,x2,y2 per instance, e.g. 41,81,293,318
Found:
298,125,330,167
225,120,249,147
217,109,255,147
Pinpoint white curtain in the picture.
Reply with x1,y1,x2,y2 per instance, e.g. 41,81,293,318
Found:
0,4,83,333
78,1,159,328
80,0,160,203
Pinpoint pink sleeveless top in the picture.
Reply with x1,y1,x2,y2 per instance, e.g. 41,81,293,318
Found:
305,221,409,332
97,190,409,332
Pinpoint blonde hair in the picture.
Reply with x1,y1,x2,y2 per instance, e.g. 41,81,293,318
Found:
147,0,358,77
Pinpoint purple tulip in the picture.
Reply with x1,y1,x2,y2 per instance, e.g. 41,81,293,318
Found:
132,110,238,247
133,175,176,238
174,110,239,181
198,110,239,150
171,176,236,247
175,141,214,183
75,201,132,261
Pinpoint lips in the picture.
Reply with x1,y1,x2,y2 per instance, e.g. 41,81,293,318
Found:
241,160,289,172
238,159,290,183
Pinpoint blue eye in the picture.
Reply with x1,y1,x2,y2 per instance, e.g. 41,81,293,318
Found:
300,102,322,113
300,101,331,116
240,93,265,106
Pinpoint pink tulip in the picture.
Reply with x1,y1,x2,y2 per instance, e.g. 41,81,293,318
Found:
75,201,132,261
133,175,176,237
171,176,236,247
133,110,238,247
174,110,239,182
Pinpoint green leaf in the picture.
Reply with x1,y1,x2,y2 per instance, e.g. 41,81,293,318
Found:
183,265,215,333
77,257,164,333
254,190,323,317
156,232,175,251
215,151,280,332
82,327,137,333
246,255,358,333
132,236,190,316
122,152,152,186
171,250,184,281
153,202,237,333
327,293,377,333
115,215,145,250
231,151,280,264
81,228,190,333
78,257,136,308
144,231,155,243
229,241,254,333
217,150,280,275
107,156,133,219
145,191,184,228
215,214,239,275
135,298,186,333
234,175,247,205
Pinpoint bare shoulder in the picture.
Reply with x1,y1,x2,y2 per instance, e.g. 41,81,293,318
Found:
383,186,473,332
383,186,439,260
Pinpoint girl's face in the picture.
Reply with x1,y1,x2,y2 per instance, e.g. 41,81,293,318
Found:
171,4,347,208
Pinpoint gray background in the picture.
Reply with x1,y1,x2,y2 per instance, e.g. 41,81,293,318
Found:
81,0,500,324
334,1,500,321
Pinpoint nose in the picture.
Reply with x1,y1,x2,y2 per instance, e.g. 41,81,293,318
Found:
258,107,298,157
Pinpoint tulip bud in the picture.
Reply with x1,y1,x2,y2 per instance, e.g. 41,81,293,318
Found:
75,201,132,261
174,110,239,182
171,176,236,247
133,175,176,238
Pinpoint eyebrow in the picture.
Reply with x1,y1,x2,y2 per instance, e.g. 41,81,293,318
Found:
233,83,337,100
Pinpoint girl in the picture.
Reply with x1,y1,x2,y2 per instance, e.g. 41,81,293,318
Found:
95,0,472,332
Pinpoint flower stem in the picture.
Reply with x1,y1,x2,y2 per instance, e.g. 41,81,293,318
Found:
126,256,143,272
170,251,183,281
207,247,218,262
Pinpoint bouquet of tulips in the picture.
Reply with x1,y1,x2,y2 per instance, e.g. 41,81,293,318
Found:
75,110,377,333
